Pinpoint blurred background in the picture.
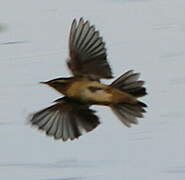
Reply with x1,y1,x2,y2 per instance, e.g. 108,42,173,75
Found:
0,0,185,179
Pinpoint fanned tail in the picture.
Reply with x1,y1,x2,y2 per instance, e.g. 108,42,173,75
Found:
110,70,147,127
111,70,147,97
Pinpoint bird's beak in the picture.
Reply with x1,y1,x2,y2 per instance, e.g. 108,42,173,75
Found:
40,81,48,85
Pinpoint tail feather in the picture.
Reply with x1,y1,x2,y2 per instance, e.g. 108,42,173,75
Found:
111,102,146,127
111,70,134,87
126,87,147,97
122,104,143,117
111,106,137,127
111,70,147,97
123,81,144,90
110,70,147,127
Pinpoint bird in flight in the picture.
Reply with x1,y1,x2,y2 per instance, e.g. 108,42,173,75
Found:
29,18,147,141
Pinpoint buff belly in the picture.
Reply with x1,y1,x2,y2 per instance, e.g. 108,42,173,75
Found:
67,81,113,103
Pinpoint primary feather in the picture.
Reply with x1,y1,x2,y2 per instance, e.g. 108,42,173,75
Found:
68,17,113,80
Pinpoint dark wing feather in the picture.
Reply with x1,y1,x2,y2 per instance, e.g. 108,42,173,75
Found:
29,97,100,141
68,17,113,80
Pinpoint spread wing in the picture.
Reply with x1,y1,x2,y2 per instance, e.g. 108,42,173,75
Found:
67,17,113,80
29,97,100,141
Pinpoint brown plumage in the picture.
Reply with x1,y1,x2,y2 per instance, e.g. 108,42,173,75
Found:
29,18,147,141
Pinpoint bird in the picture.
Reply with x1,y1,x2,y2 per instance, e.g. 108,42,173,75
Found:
29,17,147,141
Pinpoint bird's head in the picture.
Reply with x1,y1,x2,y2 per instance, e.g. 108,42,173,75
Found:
40,77,74,95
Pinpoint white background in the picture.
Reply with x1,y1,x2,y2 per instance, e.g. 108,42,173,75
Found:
0,0,185,179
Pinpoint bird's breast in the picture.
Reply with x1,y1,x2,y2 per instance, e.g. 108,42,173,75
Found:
67,81,112,104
